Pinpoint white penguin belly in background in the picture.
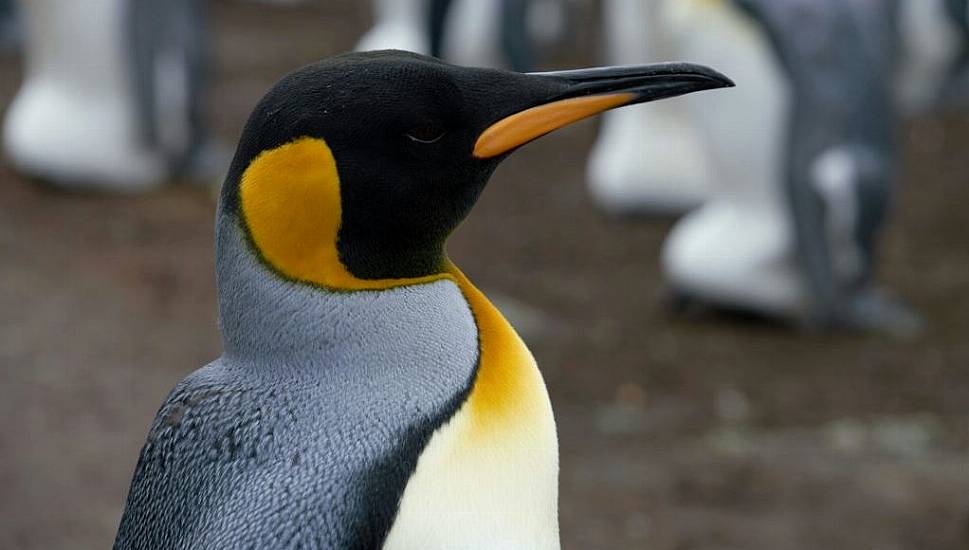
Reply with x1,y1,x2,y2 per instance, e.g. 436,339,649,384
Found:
355,0,431,54
3,0,210,191
586,0,712,215
3,0,167,189
660,0,801,315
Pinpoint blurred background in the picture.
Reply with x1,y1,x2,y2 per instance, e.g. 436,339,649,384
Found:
1,0,968,549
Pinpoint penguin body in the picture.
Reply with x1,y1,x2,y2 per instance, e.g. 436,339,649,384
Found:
113,51,731,548
748,0,902,329
2,0,209,190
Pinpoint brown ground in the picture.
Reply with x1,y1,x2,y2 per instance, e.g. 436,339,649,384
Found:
1,2,968,549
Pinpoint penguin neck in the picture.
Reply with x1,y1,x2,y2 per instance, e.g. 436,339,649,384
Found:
215,213,458,359
216,210,555,446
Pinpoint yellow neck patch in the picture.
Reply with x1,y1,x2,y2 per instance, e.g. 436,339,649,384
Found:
239,137,451,290
446,263,554,440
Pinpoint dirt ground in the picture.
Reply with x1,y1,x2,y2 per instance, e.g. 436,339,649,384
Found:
1,2,968,549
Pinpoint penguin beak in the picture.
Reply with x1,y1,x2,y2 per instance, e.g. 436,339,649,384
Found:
473,63,734,159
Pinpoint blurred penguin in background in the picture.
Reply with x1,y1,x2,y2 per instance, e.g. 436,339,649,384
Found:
662,0,923,334
896,0,960,112
356,0,572,72
2,0,217,191
896,0,969,111
586,0,712,215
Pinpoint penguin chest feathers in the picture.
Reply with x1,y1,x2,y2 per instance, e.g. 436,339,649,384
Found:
384,271,560,550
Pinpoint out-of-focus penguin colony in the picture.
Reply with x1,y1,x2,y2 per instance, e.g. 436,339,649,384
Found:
5,0,968,332
1,1,968,549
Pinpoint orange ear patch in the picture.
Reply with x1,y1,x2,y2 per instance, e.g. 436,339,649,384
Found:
239,137,450,290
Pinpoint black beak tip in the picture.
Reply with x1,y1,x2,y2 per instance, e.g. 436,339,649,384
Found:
710,71,736,90
673,62,735,90
714,73,736,89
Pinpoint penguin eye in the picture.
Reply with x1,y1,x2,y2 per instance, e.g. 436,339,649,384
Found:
405,125,446,144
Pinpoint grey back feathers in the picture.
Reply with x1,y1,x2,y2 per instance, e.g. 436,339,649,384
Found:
942,0,969,103
113,215,480,549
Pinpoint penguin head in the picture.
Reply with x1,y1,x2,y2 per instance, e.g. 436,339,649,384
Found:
220,50,732,288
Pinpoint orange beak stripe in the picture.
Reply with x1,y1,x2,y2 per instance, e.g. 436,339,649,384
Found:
473,92,636,159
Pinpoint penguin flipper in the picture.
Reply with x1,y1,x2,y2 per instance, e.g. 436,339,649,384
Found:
112,361,401,550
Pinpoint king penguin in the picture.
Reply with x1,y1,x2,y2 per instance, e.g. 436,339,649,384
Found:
112,50,731,549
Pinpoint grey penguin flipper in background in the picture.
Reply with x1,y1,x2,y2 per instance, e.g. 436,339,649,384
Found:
126,0,213,179
112,51,731,548
939,0,969,104
499,0,533,72
429,0,453,58
735,0,921,334
945,0,969,40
